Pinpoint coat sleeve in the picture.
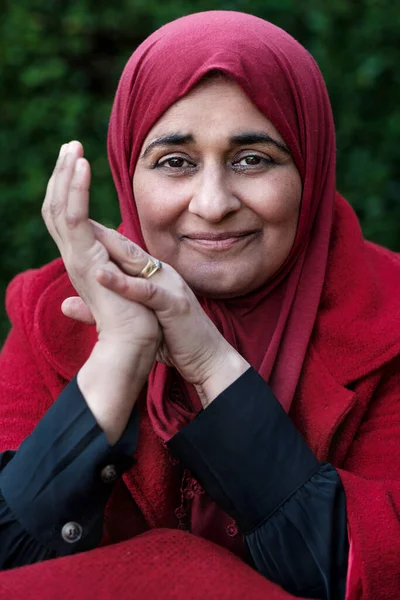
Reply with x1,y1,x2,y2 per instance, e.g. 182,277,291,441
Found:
0,262,90,449
168,368,347,600
0,377,138,569
0,270,59,452
169,363,400,600
0,272,139,570
337,357,400,600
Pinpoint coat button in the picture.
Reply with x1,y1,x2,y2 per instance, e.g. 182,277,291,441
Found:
100,464,118,483
61,521,83,543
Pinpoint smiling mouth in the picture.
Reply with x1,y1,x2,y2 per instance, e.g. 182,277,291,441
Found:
181,230,261,251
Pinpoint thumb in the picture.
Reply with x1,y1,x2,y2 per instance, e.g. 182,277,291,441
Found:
61,296,96,325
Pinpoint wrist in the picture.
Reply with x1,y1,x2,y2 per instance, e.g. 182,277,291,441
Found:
78,340,156,445
90,338,156,374
195,346,250,408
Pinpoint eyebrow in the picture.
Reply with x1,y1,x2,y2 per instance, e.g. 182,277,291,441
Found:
230,132,290,155
141,134,194,158
140,130,290,159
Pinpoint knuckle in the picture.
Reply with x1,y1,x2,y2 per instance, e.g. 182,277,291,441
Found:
65,212,80,229
41,202,49,221
124,240,140,260
53,162,66,177
177,295,191,315
120,241,142,269
49,198,63,219
70,179,87,193
113,229,127,243
144,281,158,302
117,275,131,296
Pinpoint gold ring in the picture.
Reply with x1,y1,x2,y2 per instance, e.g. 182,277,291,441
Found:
138,257,162,279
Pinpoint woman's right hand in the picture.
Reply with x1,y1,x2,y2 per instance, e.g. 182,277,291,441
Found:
42,141,161,443
42,140,161,351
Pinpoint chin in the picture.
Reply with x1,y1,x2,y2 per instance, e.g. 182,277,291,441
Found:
184,267,261,299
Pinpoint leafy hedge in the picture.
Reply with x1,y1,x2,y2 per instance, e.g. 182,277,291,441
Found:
1,0,399,340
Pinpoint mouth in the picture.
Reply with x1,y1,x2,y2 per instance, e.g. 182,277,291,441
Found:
181,230,261,251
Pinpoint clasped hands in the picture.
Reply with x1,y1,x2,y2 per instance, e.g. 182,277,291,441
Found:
42,141,249,410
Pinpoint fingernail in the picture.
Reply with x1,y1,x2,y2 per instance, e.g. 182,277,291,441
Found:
68,140,80,153
59,144,67,157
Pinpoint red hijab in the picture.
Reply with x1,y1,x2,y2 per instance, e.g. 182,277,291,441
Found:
108,10,335,420
105,11,400,550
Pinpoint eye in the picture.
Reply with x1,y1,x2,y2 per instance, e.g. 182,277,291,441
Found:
238,155,262,166
232,153,274,169
155,156,196,170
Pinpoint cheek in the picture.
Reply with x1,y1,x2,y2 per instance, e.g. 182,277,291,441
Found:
134,177,183,234
243,169,302,227
133,174,191,260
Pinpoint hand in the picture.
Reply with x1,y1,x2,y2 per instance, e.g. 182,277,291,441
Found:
42,141,161,353
62,224,250,404
42,141,162,443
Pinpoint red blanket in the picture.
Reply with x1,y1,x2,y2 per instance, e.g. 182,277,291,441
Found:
0,529,307,600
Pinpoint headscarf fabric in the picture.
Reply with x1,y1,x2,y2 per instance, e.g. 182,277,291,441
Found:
108,10,335,421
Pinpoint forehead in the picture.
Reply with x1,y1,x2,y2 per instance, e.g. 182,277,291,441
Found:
142,78,285,145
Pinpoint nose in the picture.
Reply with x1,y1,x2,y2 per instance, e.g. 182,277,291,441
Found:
188,165,241,222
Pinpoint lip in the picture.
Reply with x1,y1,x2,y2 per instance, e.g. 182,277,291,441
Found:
182,230,260,251
183,230,258,241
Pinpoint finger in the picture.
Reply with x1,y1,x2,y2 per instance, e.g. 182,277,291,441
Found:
96,268,174,314
58,157,100,264
42,143,69,241
64,157,95,248
46,143,68,199
51,141,84,239
90,221,149,275
61,296,96,325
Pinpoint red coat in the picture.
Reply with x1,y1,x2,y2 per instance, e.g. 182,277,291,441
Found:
1,244,400,599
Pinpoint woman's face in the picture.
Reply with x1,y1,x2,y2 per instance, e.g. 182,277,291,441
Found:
133,78,302,298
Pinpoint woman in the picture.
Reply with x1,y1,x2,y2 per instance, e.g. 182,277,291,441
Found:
1,10,400,600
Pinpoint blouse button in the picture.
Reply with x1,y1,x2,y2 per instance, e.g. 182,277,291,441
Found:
226,523,239,537
100,464,118,483
61,521,83,544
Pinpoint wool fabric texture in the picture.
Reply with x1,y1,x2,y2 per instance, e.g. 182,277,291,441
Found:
2,10,400,599
0,530,308,600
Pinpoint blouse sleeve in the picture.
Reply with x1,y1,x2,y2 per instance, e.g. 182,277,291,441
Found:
168,367,348,600
0,377,139,570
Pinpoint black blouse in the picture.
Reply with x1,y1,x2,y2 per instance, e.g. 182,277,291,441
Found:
0,368,348,599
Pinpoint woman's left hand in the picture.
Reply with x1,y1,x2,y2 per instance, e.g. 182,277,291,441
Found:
62,222,250,405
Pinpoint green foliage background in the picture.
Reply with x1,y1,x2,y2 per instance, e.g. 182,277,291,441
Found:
1,0,399,340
